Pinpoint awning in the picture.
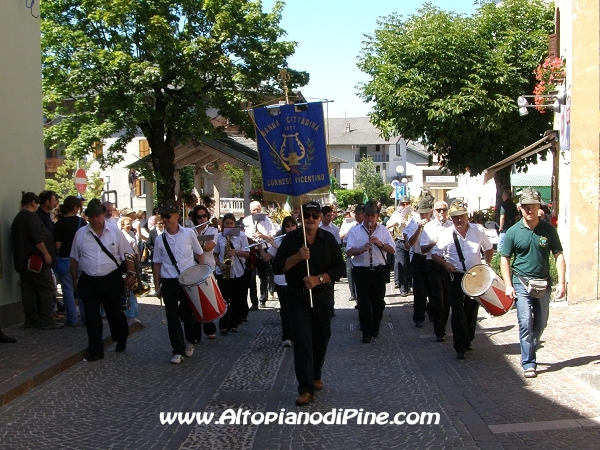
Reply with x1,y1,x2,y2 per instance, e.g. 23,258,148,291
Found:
483,131,558,183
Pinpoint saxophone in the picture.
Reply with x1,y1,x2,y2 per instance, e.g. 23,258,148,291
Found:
392,208,413,239
223,235,233,280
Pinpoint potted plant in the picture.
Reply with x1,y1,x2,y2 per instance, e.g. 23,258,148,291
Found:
533,57,566,112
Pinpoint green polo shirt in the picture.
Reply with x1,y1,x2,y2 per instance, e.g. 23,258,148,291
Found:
501,219,563,279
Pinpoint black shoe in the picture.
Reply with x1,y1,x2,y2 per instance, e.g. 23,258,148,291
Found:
436,336,445,342
220,329,229,336
415,321,423,328
372,330,379,338
362,336,372,343
0,332,17,343
400,291,408,297
24,322,42,329
249,305,258,311
115,340,127,353
259,301,266,307
241,318,248,322
457,352,466,360
85,353,104,362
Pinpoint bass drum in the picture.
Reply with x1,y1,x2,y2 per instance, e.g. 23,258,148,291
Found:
178,264,227,323
461,264,514,316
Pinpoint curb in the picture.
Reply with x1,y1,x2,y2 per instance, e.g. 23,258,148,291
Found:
0,321,144,407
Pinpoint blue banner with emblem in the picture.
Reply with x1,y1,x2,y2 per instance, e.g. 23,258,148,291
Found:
253,102,329,197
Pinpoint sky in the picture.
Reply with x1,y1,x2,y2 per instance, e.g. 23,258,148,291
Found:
262,0,479,118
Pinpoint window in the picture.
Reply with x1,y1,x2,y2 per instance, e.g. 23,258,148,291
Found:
135,178,146,197
139,139,150,157
375,144,381,152
375,165,381,174
396,144,402,157
92,141,103,158
359,146,367,159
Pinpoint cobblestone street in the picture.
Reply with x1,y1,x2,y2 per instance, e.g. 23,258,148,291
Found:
1,279,599,449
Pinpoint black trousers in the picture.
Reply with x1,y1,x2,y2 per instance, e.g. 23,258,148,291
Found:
217,273,247,331
353,265,387,339
161,278,199,356
275,283,293,342
78,270,129,357
411,254,428,323
445,272,479,353
396,246,412,291
426,260,450,338
288,286,333,395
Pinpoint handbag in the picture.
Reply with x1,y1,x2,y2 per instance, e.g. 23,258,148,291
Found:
517,275,548,298
27,254,44,273
55,256,70,275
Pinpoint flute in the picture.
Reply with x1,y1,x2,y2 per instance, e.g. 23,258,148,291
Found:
244,235,284,249
193,220,211,229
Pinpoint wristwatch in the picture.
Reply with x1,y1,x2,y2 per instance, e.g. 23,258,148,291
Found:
318,274,324,283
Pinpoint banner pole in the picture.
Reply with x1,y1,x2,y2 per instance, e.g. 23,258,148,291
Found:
300,205,314,308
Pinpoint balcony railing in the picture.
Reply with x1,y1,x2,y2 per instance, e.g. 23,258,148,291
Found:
45,157,65,173
355,154,389,162
219,197,245,215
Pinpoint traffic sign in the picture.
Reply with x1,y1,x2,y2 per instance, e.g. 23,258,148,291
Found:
395,185,406,200
74,168,87,194
391,180,400,188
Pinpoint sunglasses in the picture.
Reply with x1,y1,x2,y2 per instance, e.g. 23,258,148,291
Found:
303,213,320,220
435,208,448,212
196,214,208,219
163,214,172,219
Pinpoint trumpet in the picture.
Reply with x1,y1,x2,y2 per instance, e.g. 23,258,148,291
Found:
244,235,284,249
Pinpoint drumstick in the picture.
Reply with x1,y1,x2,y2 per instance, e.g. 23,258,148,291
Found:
155,287,167,325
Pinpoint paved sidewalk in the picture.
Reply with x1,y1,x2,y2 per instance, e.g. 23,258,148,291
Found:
0,280,599,449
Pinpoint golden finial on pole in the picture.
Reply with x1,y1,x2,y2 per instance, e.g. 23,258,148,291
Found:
277,68,291,104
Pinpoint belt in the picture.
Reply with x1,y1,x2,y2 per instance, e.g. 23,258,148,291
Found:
288,284,330,293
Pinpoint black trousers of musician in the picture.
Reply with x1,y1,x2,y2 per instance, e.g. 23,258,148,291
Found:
353,265,387,340
78,270,129,358
240,270,252,320
217,274,246,331
288,286,333,395
255,257,272,301
275,283,293,342
445,272,480,354
426,260,450,339
396,245,412,292
411,254,429,324
161,278,199,356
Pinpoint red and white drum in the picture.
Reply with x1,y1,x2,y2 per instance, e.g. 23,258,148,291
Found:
461,264,514,316
178,264,227,323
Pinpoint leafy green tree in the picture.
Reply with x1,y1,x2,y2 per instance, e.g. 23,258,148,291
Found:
358,0,555,198
45,159,103,201
41,0,308,205
221,163,262,197
354,156,384,201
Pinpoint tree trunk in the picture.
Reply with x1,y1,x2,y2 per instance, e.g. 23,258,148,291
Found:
493,168,512,223
148,138,176,207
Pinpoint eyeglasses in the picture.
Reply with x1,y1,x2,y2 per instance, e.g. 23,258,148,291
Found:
163,214,172,219
435,208,448,212
196,214,208,219
303,213,320,220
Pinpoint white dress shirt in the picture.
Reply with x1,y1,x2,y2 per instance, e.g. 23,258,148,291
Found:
71,221,132,277
432,223,493,271
346,223,394,267
403,217,425,255
152,225,204,279
195,225,218,270
319,221,342,244
420,218,453,259
215,232,250,278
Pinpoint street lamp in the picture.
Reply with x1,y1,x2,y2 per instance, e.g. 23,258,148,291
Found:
517,91,566,116
103,175,110,191
395,164,404,181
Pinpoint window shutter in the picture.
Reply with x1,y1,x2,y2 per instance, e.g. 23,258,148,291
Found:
135,179,142,196
92,141,103,158
139,139,150,157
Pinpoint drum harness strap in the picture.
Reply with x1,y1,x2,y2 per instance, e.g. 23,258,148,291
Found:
91,234,125,275
452,231,468,273
162,233,181,275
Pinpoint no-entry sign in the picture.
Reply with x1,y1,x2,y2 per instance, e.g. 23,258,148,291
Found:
74,168,87,194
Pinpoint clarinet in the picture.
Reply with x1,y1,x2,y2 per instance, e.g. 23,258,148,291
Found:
368,221,375,271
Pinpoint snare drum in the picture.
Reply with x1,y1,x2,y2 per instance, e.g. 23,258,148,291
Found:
178,264,227,323
461,264,514,316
